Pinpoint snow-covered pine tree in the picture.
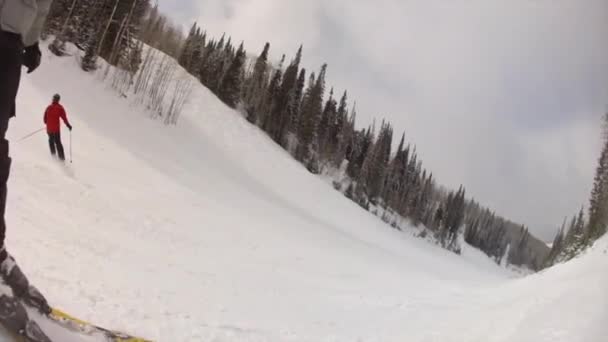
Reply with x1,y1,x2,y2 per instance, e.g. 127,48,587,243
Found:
198,39,216,86
331,93,352,168
44,0,71,34
508,225,530,265
326,91,344,166
244,43,270,122
346,125,373,181
218,43,247,109
399,147,418,215
178,23,198,70
441,186,466,249
294,72,316,159
546,222,566,264
317,88,337,163
128,0,152,73
202,35,226,92
409,170,427,226
377,122,393,201
287,68,307,136
464,215,481,246
546,208,587,264
563,214,578,247
191,30,206,75
279,46,304,144
414,171,434,226
566,208,587,258
434,204,445,232
395,142,412,212
80,0,108,71
587,113,608,241
358,121,392,203
75,0,102,45
296,64,326,164
382,133,404,208
325,91,347,166
47,0,80,56
259,55,285,129
406,161,422,218
268,46,303,145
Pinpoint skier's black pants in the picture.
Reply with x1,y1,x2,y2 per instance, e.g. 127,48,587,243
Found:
0,31,23,256
48,132,65,160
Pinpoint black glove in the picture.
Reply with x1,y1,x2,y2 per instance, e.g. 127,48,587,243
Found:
23,43,41,74
67,124,73,131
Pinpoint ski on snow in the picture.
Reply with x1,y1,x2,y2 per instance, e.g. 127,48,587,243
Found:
47,307,151,342
0,294,150,342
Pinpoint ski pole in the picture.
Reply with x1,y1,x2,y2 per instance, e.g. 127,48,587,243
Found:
69,129,73,163
17,127,45,142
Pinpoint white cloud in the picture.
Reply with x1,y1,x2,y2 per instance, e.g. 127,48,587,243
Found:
162,0,608,240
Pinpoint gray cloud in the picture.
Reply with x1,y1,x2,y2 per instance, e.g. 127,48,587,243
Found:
160,0,608,241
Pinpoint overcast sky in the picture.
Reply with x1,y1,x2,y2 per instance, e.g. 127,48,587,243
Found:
160,0,608,241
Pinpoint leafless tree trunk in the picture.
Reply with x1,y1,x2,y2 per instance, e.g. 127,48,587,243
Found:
134,47,157,96
147,55,176,117
59,0,79,36
165,77,193,125
96,0,119,57
103,16,127,80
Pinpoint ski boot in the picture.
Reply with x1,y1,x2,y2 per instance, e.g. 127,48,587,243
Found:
0,294,51,342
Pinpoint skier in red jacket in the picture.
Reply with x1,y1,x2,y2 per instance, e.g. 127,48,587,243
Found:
43,94,72,161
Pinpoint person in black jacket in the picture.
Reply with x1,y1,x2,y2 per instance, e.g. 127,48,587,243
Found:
0,0,53,315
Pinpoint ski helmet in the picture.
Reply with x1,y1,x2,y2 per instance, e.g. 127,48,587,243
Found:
52,94,60,102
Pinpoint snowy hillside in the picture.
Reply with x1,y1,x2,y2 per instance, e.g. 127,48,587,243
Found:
1,42,605,341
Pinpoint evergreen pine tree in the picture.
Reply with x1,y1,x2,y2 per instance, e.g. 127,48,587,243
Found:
358,122,392,202
269,46,303,145
587,113,608,241
203,35,226,92
416,172,434,226
189,28,205,75
296,64,327,163
244,43,270,122
287,68,306,135
547,223,566,264
218,43,246,108
317,88,337,162
333,97,354,168
199,40,217,86
260,55,285,129
80,0,106,71
178,22,198,69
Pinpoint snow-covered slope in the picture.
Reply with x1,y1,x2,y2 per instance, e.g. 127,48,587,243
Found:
1,43,604,341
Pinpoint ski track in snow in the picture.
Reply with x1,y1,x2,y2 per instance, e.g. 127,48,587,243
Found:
0,42,603,341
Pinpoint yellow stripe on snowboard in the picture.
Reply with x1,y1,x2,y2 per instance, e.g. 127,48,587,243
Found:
50,308,151,342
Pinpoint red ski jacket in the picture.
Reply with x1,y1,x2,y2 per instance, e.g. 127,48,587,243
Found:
44,102,71,133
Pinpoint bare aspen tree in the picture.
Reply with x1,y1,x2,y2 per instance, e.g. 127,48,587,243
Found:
165,77,193,125
146,55,176,117
134,47,158,96
96,0,120,58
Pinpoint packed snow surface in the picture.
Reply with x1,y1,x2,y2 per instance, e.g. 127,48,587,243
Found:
1,43,605,341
